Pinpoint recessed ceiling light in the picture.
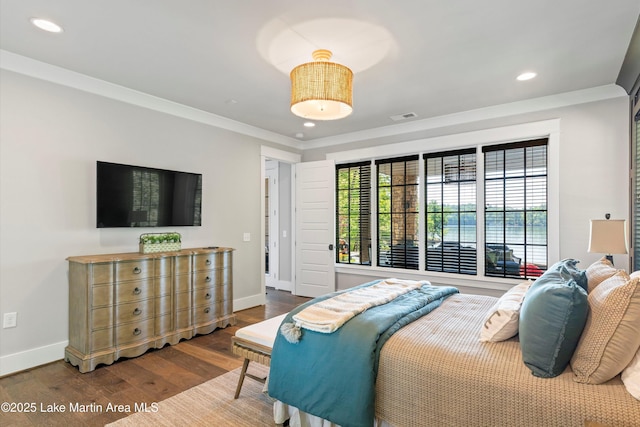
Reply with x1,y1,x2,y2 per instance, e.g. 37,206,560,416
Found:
30,18,63,33
516,72,537,81
303,122,315,128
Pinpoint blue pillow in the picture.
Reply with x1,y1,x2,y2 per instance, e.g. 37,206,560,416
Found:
519,277,588,378
534,258,587,291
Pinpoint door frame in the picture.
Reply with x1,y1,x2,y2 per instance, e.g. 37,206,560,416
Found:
265,161,279,288
260,146,301,297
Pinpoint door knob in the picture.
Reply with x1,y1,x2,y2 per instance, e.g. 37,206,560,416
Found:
328,244,334,250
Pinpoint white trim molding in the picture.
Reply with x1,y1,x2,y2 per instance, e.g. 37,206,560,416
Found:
0,341,67,377
0,50,301,149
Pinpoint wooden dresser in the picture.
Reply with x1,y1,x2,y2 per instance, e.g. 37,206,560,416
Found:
65,247,236,373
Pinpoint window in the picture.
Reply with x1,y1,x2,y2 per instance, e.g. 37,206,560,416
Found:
425,149,477,274
483,139,548,278
334,136,550,279
376,156,420,269
336,162,371,265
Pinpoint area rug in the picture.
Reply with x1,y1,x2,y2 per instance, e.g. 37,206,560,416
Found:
106,365,274,426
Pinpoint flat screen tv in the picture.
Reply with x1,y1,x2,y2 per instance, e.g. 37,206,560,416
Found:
97,161,202,228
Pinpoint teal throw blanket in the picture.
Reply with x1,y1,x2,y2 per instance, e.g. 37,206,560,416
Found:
268,280,458,427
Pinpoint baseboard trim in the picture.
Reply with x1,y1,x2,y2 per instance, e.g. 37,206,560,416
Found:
0,340,67,377
233,293,266,312
1,294,266,377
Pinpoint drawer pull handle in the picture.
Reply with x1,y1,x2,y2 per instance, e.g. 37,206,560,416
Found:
205,276,211,283
133,287,142,295
133,328,141,336
133,267,141,274
205,293,211,300
133,308,142,316
204,307,210,314
205,259,211,265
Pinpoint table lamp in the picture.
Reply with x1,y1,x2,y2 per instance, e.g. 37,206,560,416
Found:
588,214,628,265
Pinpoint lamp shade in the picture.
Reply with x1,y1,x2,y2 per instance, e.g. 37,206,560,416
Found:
290,49,353,120
588,219,628,255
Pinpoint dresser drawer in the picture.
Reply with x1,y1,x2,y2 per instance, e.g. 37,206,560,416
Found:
174,256,191,275
91,328,113,351
90,263,113,285
176,309,191,329
115,260,153,282
193,253,227,271
116,279,153,303
193,285,221,306
92,284,113,308
175,273,191,293
154,257,172,278
175,291,191,311
92,306,113,330
155,275,172,297
155,295,171,316
115,318,154,345
155,313,172,336
193,302,222,325
116,299,154,324
192,270,223,289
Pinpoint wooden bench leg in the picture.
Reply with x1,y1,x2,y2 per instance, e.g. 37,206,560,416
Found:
234,358,250,399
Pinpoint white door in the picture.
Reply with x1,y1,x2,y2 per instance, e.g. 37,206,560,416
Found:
265,163,278,288
295,159,336,297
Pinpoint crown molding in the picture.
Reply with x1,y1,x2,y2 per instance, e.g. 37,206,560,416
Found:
0,50,301,149
2,50,627,153
301,84,627,150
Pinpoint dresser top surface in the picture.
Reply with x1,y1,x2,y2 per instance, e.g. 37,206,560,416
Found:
67,247,234,264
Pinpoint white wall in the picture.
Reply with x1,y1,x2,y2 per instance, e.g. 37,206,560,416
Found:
0,69,289,375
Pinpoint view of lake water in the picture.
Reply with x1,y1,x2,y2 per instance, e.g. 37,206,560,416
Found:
439,225,547,266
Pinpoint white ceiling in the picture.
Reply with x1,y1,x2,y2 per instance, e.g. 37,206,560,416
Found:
1,1,639,147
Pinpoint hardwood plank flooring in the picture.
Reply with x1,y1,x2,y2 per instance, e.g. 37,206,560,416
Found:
0,288,309,427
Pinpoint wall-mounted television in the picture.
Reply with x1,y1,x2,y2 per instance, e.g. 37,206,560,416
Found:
97,161,202,228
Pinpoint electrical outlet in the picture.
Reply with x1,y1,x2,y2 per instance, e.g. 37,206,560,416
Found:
3,312,17,328
243,232,251,242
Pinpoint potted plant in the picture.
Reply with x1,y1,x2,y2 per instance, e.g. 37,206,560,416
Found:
139,232,181,253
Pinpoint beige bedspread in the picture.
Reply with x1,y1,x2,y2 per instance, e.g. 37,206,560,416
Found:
375,294,640,427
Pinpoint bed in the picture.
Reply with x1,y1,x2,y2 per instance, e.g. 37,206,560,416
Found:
268,259,640,427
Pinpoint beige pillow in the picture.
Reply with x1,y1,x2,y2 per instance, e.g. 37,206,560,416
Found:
571,270,640,384
585,257,618,293
479,281,531,342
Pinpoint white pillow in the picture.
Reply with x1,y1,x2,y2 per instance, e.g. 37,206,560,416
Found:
480,281,532,342
622,348,640,400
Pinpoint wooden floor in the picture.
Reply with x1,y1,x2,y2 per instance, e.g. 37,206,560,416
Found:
0,288,309,427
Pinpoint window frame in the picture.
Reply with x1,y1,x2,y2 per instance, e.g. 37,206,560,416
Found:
375,155,420,270
335,161,372,265
424,148,478,275
483,139,548,279
328,120,560,292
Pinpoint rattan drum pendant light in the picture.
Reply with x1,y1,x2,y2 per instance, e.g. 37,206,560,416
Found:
290,49,353,120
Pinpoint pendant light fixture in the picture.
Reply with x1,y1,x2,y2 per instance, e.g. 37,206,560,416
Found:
290,49,353,120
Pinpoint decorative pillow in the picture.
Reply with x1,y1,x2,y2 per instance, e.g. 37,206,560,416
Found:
519,277,588,378
585,257,618,293
571,271,640,384
622,349,640,400
480,281,531,342
534,258,587,291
